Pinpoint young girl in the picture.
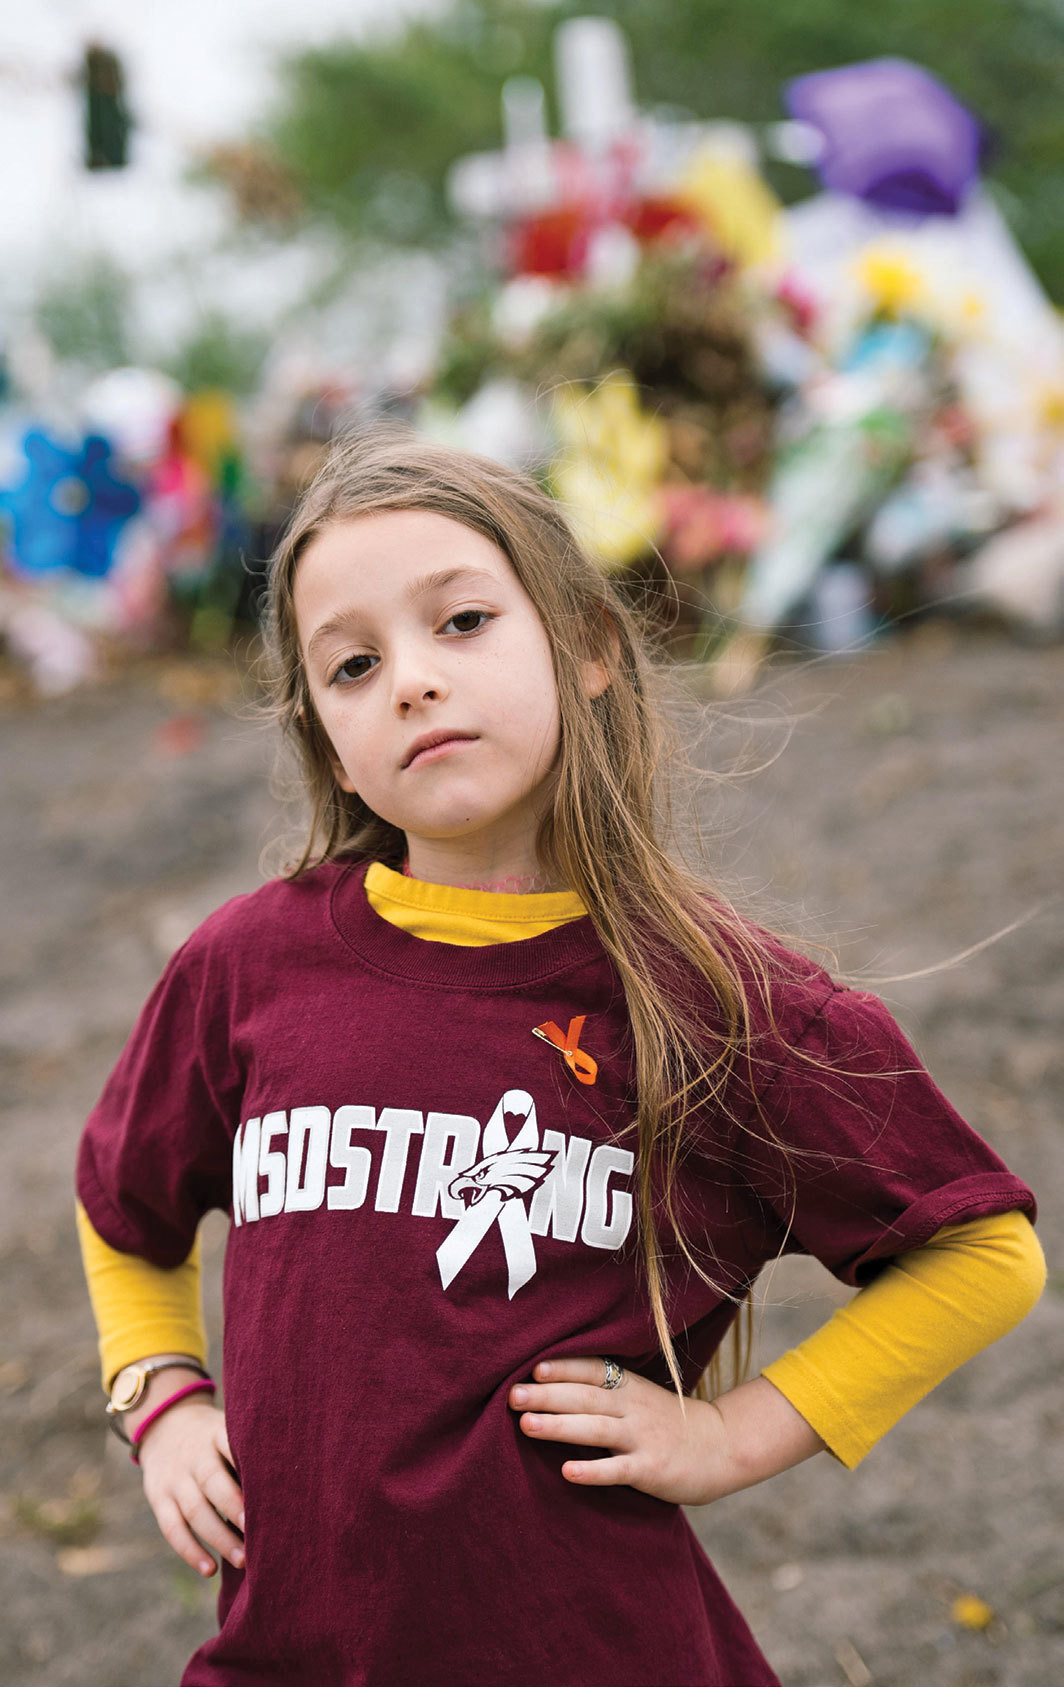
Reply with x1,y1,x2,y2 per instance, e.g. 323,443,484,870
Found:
77,429,1044,1687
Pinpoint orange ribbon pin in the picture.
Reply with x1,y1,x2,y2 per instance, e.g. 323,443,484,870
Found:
531,1015,598,1085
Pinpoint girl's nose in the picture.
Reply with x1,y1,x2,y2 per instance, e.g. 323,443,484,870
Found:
396,686,440,713
391,651,449,714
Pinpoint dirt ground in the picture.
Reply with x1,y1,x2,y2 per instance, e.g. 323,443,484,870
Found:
0,626,1061,1687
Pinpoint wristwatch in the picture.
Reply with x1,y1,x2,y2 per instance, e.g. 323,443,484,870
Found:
106,1356,210,1444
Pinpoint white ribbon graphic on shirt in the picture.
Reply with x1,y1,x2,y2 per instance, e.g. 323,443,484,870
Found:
436,1089,554,1299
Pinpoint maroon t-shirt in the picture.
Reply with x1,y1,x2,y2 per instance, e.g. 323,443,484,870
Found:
77,860,1034,1687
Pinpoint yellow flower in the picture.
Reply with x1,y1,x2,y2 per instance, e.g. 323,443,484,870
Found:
674,144,781,268
552,373,667,571
854,247,928,320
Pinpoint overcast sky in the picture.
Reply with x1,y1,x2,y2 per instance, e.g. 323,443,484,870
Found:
1,1,441,306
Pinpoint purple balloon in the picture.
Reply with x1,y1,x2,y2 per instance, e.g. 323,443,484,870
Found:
785,57,983,216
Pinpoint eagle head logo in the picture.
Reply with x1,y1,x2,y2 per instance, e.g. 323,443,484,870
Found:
448,1147,555,1208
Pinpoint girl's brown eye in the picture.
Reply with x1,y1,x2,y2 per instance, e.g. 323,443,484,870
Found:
447,610,488,634
333,654,377,683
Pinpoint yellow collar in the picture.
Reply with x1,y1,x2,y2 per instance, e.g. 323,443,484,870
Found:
364,861,587,948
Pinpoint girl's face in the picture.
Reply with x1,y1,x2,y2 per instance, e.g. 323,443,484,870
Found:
295,509,587,882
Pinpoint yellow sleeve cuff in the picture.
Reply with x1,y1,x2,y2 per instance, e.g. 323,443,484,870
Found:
75,1200,208,1390
762,1209,1045,1469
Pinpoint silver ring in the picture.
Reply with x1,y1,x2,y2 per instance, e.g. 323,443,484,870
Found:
602,1357,625,1390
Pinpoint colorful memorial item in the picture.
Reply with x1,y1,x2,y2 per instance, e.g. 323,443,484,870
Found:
785,59,983,217
3,429,140,578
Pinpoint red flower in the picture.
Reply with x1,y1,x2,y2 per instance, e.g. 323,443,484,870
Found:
626,196,703,246
508,208,592,279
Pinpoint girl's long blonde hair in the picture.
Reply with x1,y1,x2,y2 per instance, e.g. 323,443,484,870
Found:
265,426,789,1398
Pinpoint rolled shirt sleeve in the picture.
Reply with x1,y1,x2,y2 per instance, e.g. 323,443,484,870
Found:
76,933,241,1267
731,982,1036,1287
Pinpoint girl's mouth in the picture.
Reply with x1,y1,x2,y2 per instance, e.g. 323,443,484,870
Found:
403,733,478,769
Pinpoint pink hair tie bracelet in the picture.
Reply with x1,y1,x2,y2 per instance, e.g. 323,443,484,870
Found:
129,1379,216,1465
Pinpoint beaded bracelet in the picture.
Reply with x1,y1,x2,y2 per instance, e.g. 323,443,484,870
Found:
129,1378,217,1465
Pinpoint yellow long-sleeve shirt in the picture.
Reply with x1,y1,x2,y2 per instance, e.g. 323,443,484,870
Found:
79,861,1045,1467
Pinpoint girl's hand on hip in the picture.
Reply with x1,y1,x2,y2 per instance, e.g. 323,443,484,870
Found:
138,1402,245,1577
508,1358,824,1506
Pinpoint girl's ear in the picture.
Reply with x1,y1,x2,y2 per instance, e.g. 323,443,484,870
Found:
581,657,611,700
580,608,621,700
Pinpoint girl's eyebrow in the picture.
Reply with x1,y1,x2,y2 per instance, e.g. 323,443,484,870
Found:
404,565,500,603
307,567,500,661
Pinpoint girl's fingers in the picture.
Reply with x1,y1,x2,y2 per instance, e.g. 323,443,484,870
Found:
531,1356,625,1388
562,1454,633,1487
139,1410,246,1574
519,1411,620,1448
153,1494,219,1578
179,1483,246,1569
511,1381,624,1417
202,1469,246,1537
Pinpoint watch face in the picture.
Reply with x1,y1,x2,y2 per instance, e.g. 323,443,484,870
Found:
110,1366,145,1411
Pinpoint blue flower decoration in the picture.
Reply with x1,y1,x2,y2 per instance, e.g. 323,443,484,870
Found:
2,428,140,578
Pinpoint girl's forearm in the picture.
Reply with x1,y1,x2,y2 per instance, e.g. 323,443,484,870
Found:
697,1376,826,1503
